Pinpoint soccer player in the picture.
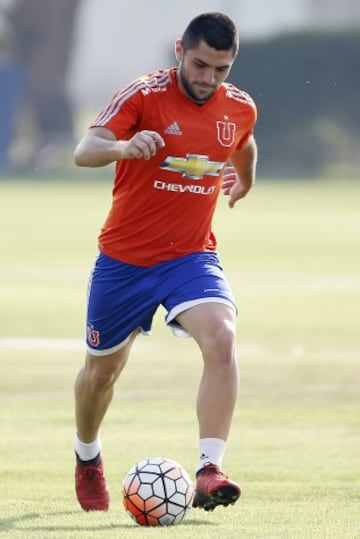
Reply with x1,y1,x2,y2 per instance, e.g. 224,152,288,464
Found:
73,12,257,512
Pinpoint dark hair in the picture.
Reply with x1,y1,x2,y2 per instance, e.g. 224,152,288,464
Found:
181,12,239,56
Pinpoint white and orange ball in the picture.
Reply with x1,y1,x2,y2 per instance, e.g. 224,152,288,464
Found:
122,457,194,526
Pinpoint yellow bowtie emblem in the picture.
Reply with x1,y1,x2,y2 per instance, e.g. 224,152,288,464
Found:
160,154,224,180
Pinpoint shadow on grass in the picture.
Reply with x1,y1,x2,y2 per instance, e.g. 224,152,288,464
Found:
0,513,40,532
0,511,214,533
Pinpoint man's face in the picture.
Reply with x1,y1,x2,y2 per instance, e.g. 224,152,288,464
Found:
175,39,235,104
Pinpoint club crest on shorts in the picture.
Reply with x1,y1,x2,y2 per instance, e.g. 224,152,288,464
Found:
87,325,100,347
216,120,236,147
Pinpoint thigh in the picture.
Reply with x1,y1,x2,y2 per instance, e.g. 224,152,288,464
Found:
86,253,159,355
85,329,138,378
161,252,237,336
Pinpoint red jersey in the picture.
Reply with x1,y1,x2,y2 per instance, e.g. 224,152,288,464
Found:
92,67,257,266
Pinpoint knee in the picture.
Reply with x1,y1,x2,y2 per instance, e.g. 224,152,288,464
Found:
201,322,237,367
83,354,126,393
89,365,117,393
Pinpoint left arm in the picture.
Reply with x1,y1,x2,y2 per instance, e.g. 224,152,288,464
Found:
222,135,258,209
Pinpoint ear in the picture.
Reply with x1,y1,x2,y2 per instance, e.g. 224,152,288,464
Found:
174,39,184,62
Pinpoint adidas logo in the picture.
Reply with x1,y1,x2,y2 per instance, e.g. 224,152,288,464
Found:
164,121,182,135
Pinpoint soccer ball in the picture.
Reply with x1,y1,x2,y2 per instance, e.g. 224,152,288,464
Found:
121,457,194,526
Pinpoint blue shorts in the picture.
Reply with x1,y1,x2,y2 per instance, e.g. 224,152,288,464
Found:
86,251,237,356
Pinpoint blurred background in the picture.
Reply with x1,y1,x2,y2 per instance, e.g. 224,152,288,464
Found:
0,0,359,177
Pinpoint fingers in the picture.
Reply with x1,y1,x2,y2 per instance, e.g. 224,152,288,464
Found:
223,165,236,177
127,130,165,160
222,177,236,193
221,166,237,194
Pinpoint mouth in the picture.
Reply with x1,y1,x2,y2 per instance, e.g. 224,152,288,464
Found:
195,84,216,94
196,82,215,89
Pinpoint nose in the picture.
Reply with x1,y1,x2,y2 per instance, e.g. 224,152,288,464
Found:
202,68,216,86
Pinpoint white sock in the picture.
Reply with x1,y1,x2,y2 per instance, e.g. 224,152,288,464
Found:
197,438,227,472
75,434,102,462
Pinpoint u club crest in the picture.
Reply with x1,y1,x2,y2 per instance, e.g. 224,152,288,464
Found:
216,120,236,147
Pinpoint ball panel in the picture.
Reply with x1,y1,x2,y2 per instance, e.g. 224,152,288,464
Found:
163,476,176,497
152,476,166,498
143,497,165,514
139,471,159,483
144,514,160,526
123,473,140,493
124,496,144,515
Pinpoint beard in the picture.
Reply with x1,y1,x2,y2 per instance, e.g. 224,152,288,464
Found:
178,66,216,104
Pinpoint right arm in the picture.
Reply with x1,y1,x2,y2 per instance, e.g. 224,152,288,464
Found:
74,126,165,168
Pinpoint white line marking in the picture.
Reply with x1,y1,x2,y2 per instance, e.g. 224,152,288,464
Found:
0,338,359,364
0,337,84,351
0,337,263,356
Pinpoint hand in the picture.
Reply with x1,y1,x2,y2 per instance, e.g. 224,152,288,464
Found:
221,165,249,209
121,130,165,160
221,166,240,209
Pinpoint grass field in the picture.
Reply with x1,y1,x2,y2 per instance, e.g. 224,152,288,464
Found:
0,176,359,538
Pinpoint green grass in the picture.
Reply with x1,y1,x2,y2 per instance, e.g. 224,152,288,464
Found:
0,177,359,538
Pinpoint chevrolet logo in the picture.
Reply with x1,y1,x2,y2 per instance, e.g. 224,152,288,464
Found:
160,154,224,180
